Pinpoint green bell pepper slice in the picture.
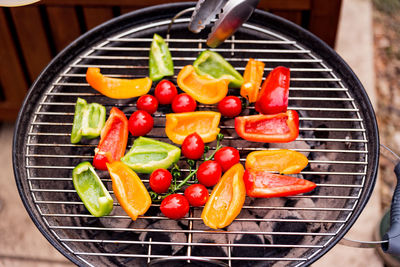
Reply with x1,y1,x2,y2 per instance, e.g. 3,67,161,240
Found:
121,136,181,174
193,50,244,88
149,33,174,81
71,98,106,143
72,161,113,217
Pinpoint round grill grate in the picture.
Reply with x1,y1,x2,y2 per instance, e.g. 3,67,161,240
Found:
13,3,379,267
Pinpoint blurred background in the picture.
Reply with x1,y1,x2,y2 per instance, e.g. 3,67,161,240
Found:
0,0,399,266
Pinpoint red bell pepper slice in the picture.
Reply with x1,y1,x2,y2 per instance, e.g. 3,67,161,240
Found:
234,110,299,143
93,107,128,170
255,66,290,114
243,169,316,198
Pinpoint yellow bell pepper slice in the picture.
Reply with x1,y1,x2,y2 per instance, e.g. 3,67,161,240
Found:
106,161,151,220
245,149,308,174
201,163,246,229
240,58,265,103
86,67,152,99
177,65,230,104
165,111,221,144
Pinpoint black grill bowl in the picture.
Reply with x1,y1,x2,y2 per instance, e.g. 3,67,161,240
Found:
13,2,379,266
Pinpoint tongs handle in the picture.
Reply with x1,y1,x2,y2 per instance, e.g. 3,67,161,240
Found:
382,162,400,255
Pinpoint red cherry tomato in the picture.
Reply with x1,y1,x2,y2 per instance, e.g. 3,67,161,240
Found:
217,96,242,117
160,194,189,220
181,132,205,160
172,93,197,113
184,184,209,207
197,160,222,187
214,147,240,172
149,169,172,194
154,80,178,104
136,94,158,114
128,110,153,136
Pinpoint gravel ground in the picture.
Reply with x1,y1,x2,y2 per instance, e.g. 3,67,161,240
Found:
373,0,400,210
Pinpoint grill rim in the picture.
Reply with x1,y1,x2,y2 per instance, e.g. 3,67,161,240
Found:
12,2,380,266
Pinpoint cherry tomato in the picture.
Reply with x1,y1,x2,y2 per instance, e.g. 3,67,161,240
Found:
160,194,189,220
149,169,172,194
217,96,242,117
197,160,222,187
214,147,240,172
172,93,197,113
136,94,158,114
128,110,153,136
184,184,209,207
154,80,178,104
181,132,205,160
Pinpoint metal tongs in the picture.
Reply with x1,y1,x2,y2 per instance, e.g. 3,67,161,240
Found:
189,0,260,48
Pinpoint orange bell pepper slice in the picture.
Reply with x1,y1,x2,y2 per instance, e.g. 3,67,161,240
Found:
107,161,151,220
86,67,152,99
245,149,308,174
177,65,230,104
201,163,246,229
240,58,265,103
165,111,221,144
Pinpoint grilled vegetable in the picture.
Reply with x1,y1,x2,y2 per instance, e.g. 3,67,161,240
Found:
181,132,205,160
193,50,243,88
255,66,290,114
214,146,240,172
149,169,173,194
128,110,154,137
245,149,308,174
197,160,222,187
172,93,197,113
121,137,181,174
165,111,221,144
240,58,265,103
71,98,106,143
93,107,128,170
177,65,230,104
201,163,246,229
160,194,189,220
217,96,242,117
136,94,158,114
107,161,151,220
154,80,178,104
235,110,299,143
184,184,209,207
86,67,152,99
243,170,316,198
149,33,174,81
72,161,113,217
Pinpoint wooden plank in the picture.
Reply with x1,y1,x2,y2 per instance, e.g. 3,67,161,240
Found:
40,0,311,10
0,104,24,121
83,7,114,30
258,0,311,10
120,7,138,14
309,0,342,47
271,10,302,26
46,6,81,52
10,6,52,83
0,8,28,120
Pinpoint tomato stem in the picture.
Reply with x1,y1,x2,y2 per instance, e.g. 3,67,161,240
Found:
150,135,224,202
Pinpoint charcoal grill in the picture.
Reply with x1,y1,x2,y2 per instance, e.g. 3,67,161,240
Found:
13,2,381,267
